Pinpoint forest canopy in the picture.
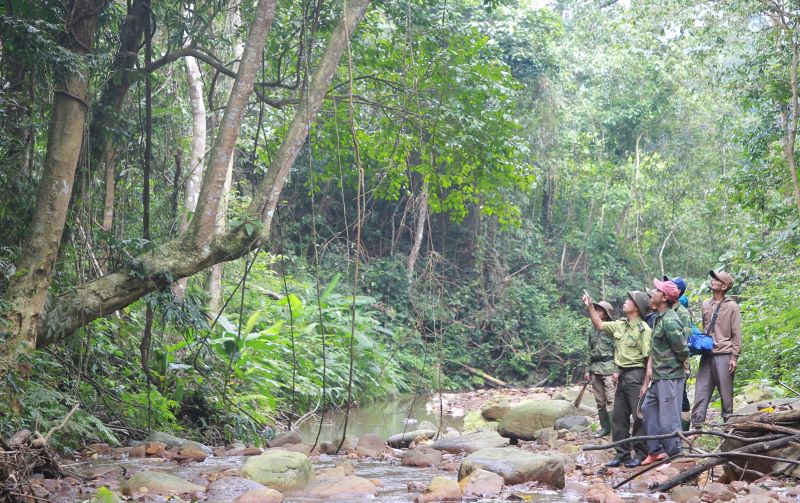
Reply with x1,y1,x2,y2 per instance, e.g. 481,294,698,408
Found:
1,0,799,448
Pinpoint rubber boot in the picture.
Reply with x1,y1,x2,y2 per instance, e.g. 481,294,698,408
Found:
681,411,691,432
595,409,612,438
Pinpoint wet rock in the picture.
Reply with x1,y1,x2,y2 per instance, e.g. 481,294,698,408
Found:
701,482,736,501
305,476,378,499
415,476,462,503
278,442,312,456
418,420,438,431
497,400,575,441
408,481,427,493
206,477,266,501
554,415,590,430
740,495,779,503
121,471,205,495
431,430,508,454
387,429,437,448
370,478,384,488
319,436,358,454
585,482,623,503
178,441,210,461
128,444,147,458
356,433,385,456
458,468,503,497
458,447,565,489
730,480,749,492
402,446,443,467
140,431,212,456
226,447,264,456
232,487,285,503
144,441,166,456
670,485,701,503
481,400,512,421
268,431,302,448
86,443,113,456
536,428,559,449
241,450,314,491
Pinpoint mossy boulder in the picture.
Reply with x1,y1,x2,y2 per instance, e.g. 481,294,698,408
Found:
497,400,575,441
242,450,313,491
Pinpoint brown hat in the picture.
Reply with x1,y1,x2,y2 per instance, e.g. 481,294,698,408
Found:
593,301,615,320
709,270,734,289
627,290,650,318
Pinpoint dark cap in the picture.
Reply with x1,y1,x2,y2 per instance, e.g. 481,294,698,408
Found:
709,270,734,289
627,290,650,318
593,301,615,320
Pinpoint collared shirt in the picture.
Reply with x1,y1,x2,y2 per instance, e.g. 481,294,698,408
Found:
585,326,617,375
701,297,742,361
650,308,689,380
600,317,652,369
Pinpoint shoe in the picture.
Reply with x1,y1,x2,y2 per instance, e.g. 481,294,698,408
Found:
623,457,642,468
639,453,668,466
605,457,627,467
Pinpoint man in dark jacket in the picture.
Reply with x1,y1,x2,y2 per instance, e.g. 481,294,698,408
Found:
691,270,742,426
640,279,689,465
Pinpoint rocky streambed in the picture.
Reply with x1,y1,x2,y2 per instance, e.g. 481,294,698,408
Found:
23,386,800,502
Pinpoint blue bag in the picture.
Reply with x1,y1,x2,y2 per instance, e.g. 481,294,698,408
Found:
688,326,713,356
687,301,722,356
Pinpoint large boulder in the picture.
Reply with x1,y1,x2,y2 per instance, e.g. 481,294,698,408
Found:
431,430,508,453
554,415,590,431
497,400,575,441
121,471,205,496
232,487,284,503
387,429,437,448
241,450,314,491
402,446,443,467
458,447,565,489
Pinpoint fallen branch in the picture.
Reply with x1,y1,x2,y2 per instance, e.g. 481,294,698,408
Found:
459,364,509,388
652,433,800,493
44,404,80,444
612,453,679,489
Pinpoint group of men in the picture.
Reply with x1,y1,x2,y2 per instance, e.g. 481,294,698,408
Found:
581,269,742,468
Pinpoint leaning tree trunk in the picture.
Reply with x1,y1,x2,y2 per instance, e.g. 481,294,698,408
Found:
2,0,106,378
27,0,371,350
407,181,429,282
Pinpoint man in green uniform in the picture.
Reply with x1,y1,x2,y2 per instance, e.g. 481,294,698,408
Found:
582,300,616,438
640,279,689,466
583,290,652,468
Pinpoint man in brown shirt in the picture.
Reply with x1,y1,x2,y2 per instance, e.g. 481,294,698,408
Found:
691,270,742,426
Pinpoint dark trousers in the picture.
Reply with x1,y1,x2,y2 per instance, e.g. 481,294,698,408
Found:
611,367,646,461
642,377,685,456
692,353,735,425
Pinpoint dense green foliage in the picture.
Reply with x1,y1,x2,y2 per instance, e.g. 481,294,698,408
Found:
1,0,799,446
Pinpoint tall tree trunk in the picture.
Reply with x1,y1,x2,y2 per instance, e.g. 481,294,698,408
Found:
207,7,245,313
173,53,207,299
784,36,800,216
407,182,428,281
28,0,371,349
2,0,106,376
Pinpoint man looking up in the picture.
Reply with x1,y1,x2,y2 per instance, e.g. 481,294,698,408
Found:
582,300,616,438
640,279,688,465
665,275,692,432
692,270,741,427
583,290,652,468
